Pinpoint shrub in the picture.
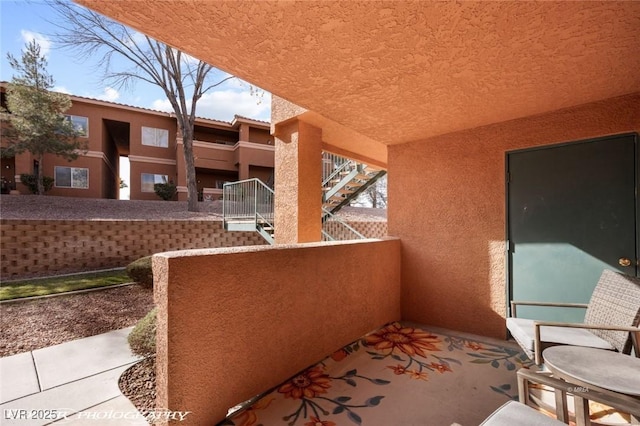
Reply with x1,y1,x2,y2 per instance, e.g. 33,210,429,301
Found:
154,182,177,201
128,308,156,357
20,173,54,194
126,256,153,287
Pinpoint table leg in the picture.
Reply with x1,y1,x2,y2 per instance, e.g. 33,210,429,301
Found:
573,395,590,426
554,389,569,423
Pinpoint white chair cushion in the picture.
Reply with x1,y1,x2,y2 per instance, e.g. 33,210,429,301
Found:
506,317,615,358
481,401,564,426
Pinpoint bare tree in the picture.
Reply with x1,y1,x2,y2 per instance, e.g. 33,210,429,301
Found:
50,0,234,211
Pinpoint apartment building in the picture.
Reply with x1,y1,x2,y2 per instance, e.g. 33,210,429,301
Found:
0,82,273,200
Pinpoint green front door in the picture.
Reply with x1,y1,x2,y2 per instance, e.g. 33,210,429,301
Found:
507,134,638,322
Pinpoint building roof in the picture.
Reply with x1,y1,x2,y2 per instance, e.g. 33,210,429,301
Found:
77,1,640,146
0,81,271,129
232,115,270,128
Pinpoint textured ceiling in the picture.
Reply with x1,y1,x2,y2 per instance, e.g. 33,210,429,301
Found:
77,1,640,146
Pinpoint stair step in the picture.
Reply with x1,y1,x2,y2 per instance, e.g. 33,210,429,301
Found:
355,173,373,180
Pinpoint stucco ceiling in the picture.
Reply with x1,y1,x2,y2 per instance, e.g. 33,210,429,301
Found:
76,1,640,146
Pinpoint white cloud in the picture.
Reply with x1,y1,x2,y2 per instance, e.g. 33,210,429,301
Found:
175,49,200,66
20,30,51,57
123,31,148,48
96,87,120,102
53,86,71,94
197,89,271,121
220,75,255,91
151,98,173,112
150,88,271,122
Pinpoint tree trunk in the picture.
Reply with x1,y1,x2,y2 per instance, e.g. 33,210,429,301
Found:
36,153,44,195
181,126,199,212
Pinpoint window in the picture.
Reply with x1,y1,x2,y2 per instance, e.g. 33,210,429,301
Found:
141,173,168,192
142,127,169,148
55,166,89,189
64,115,89,137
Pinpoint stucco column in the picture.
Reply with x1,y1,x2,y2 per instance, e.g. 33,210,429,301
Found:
239,162,250,181
274,120,322,243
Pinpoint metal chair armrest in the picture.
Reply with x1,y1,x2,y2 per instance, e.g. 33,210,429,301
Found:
532,321,640,365
510,301,588,318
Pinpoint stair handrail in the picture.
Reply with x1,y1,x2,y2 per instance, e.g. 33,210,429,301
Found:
322,150,388,217
223,178,274,242
322,152,357,188
321,207,366,241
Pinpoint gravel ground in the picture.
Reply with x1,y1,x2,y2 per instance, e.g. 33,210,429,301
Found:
0,284,154,357
119,358,156,417
0,194,386,221
0,195,224,221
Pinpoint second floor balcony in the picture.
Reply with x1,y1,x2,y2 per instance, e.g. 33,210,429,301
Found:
189,140,275,172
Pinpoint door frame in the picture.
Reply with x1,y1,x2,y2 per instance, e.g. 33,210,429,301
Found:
504,132,639,318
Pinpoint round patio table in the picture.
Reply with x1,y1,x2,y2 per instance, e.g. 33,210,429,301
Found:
543,346,640,396
543,346,640,425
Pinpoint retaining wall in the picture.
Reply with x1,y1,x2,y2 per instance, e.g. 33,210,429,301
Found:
0,219,387,280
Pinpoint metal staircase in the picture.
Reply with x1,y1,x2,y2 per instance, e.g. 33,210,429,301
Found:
321,152,387,217
222,152,385,244
223,178,275,244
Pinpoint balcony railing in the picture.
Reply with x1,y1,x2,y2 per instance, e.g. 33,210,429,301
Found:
223,178,275,244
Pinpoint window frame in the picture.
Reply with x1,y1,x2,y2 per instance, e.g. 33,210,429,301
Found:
64,115,89,138
141,173,169,192
141,126,169,148
54,166,89,189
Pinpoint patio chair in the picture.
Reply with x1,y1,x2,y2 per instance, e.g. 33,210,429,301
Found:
506,269,640,365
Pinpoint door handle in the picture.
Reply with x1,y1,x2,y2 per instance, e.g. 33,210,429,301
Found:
619,257,632,267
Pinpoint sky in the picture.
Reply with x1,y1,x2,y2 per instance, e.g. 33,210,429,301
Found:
0,0,271,122
0,0,272,198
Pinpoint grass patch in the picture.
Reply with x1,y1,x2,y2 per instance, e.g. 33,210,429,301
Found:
0,270,132,301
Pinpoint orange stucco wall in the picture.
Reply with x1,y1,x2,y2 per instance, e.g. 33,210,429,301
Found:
390,93,640,339
153,238,401,425
274,120,323,243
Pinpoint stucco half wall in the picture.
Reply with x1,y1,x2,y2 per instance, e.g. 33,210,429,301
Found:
390,93,640,339
152,238,401,425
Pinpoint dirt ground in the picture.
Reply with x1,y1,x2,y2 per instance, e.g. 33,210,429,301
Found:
0,284,154,357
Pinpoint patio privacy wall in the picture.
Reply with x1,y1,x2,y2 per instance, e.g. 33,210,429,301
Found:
153,238,401,425
389,93,640,339
0,219,387,279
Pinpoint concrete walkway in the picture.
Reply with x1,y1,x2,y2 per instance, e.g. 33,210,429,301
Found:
0,328,148,425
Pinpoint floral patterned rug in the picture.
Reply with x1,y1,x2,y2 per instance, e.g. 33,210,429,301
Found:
219,322,533,426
